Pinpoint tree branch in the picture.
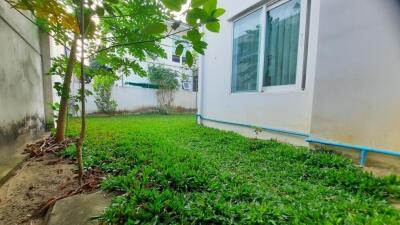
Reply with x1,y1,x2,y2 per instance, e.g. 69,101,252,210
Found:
93,28,191,55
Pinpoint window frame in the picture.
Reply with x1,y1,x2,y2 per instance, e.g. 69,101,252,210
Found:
230,0,308,94
230,8,263,93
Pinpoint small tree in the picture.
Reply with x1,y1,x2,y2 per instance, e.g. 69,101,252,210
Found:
148,65,180,114
93,76,118,115
11,0,225,185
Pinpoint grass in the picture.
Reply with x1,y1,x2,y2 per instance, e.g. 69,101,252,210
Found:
64,114,400,224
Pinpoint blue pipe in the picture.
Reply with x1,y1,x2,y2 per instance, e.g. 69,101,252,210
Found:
305,137,400,167
197,114,400,167
196,114,309,138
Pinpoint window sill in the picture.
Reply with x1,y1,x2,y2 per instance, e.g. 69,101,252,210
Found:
229,86,305,95
230,90,259,95
261,85,303,94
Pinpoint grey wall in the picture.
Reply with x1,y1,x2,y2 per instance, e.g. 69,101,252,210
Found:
311,0,400,168
0,1,51,150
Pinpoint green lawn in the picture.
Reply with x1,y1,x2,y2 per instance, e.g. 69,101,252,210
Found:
65,114,400,224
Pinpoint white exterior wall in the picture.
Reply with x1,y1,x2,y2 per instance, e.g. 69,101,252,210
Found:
199,0,320,145
201,0,400,170
310,0,400,169
71,82,196,114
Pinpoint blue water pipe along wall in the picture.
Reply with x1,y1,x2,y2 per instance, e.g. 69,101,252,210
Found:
196,115,400,167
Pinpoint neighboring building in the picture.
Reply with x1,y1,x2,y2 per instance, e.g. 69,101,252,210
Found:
64,23,198,114
119,24,198,92
0,1,53,181
198,0,400,171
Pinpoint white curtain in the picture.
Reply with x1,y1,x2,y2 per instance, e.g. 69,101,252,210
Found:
264,0,301,87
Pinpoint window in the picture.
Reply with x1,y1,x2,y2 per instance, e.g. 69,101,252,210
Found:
192,75,199,92
172,55,181,63
264,0,301,87
231,10,261,92
231,0,304,92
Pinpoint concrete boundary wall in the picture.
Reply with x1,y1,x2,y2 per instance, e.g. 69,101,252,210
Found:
71,82,197,114
0,1,52,176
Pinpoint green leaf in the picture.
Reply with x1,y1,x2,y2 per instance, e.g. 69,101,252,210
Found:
212,8,226,18
192,40,207,55
186,8,208,25
175,44,184,56
206,21,220,32
186,51,193,67
103,3,114,16
142,22,167,35
191,0,209,8
203,0,217,14
162,0,186,11
192,44,204,55
187,29,202,42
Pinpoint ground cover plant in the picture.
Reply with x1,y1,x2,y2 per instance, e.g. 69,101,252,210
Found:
64,115,400,224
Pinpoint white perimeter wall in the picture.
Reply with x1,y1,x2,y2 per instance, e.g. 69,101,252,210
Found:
199,0,320,145
71,81,196,114
0,1,47,148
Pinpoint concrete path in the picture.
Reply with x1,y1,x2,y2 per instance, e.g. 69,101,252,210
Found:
46,192,112,225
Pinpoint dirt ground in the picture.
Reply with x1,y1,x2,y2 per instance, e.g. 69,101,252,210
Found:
0,154,78,225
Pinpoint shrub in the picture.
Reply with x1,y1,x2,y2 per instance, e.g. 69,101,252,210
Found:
93,76,118,115
148,65,180,114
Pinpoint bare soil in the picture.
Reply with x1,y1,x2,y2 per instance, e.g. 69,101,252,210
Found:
0,154,78,225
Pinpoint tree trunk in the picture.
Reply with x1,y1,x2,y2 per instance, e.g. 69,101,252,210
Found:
55,38,78,143
76,0,86,185
76,66,85,185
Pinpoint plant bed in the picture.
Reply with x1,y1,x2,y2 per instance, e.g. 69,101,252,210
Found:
0,137,106,225
0,154,77,225
61,114,400,224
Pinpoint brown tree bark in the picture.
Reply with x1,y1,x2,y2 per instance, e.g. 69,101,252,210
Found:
55,38,78,143
76,0,86,185
76,67,85,185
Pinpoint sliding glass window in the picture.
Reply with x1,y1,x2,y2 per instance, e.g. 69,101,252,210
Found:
231,10,261,92
263,0,301,87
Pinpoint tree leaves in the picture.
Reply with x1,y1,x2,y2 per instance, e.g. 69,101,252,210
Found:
191,0,209,8
103,3,115,16
185,51,194,67
161,0,187,11
12,0,80,36
206,21,220,33
142,22,168,35
186,8,208,26
175,44,184,57
184,0,225,35
212,8,226,17
14,0,225,74
203,0,217,13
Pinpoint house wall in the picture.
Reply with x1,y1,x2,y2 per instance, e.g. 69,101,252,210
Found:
0,1,51,170
310,0,400,170
199,0,320,145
